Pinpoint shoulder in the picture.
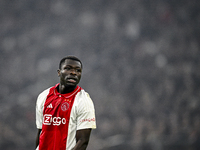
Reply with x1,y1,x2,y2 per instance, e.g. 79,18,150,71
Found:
38,84,58,98
75,89,95,112
76,89,93,103
36,87,52,107
38,87,51,99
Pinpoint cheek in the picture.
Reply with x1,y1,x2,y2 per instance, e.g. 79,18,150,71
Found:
78,75,82,80
60,73,67,79
60,71,69,75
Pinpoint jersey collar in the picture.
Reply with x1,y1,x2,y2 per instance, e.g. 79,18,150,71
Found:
54,83,81,98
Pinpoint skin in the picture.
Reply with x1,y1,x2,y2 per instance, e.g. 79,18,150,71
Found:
57,59,82,93
36,59,92,150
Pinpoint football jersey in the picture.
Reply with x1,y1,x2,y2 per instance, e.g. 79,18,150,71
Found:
36,84,96,150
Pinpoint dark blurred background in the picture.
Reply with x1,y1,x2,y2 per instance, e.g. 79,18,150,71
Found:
0,0,200,150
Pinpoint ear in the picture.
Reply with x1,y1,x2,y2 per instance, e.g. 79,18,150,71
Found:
57,69,61,77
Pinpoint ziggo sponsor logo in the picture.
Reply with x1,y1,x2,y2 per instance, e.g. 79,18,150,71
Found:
43,114,66,126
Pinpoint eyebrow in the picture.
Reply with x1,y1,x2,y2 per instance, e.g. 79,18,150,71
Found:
65,65,81,68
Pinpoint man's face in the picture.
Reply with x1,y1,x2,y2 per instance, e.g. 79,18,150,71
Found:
58,59,82,87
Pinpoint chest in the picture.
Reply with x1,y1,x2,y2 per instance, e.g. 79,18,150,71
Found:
43,94,76,124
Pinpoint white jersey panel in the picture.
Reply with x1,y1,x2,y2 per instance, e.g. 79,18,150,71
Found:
66,89,96,149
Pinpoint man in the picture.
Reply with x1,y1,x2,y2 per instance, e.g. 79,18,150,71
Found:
35,56,96,150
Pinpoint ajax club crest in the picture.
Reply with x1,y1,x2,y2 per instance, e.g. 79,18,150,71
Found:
61,102,69,111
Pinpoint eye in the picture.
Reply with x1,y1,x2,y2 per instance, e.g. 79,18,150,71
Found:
76,69,81,72
64,66,71,70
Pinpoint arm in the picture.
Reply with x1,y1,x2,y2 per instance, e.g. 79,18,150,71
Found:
35,129,42,148
72,128,92,150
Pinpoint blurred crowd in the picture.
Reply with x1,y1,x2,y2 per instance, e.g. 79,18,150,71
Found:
0,0,200,150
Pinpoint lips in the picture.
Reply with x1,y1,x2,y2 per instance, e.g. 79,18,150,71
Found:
66,77,77,83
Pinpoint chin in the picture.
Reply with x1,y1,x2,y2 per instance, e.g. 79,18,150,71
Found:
66,83,77,88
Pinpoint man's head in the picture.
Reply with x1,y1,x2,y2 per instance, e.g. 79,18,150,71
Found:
58,56,82,87
59,56,82,69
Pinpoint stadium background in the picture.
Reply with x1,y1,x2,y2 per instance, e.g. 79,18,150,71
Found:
0,0,200,150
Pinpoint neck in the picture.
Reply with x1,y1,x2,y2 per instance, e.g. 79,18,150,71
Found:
58,84,76,94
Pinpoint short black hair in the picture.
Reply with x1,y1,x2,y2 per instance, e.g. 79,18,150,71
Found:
59,56,82,69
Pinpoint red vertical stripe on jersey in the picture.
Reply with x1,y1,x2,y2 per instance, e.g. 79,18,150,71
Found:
39,85,81,150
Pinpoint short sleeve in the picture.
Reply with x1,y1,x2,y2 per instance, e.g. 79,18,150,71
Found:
76,92,96,130
36,88,50,129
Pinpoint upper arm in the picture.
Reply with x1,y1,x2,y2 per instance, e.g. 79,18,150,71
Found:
72,91,96,149
36,88,50,128
76,92,96,130
76,128,92,143
35,129,42,148
73,128,92,150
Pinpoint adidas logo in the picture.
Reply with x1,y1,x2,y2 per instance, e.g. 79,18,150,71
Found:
47,103,53,108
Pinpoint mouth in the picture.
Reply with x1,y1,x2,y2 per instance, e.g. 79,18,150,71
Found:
66,77,77,83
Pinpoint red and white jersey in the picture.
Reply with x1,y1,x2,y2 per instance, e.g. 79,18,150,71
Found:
36,84,96,150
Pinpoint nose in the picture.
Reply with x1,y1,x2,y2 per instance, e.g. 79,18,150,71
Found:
70,69,77,75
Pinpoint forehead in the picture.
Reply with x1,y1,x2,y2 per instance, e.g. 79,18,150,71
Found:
62,59,82,68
